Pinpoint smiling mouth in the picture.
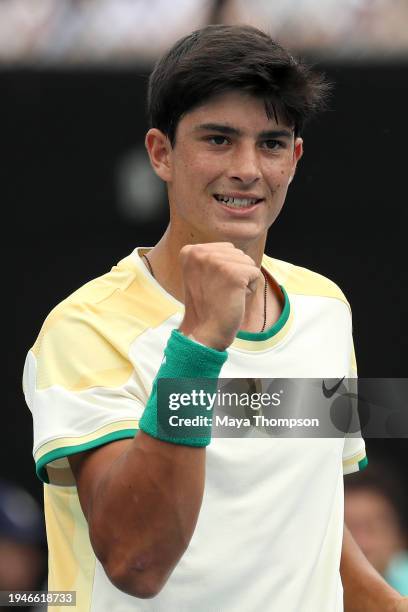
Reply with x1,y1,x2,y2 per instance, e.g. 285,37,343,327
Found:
213,194,263,209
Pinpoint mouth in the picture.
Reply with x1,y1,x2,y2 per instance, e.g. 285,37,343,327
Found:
213,194,264,209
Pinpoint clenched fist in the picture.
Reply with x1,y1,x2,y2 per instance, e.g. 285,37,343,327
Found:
178,242,262,351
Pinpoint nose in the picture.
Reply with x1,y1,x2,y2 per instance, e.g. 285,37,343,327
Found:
227,143,261,185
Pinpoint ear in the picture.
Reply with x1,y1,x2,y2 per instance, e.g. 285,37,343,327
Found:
145,128,173,182
289,137,303,184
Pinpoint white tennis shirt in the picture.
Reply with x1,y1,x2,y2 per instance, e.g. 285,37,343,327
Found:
23,248,367,611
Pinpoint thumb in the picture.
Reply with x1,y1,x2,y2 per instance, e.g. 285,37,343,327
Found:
247,274,262,295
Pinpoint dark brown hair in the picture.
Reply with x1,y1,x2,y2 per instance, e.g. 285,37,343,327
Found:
147,24,330,145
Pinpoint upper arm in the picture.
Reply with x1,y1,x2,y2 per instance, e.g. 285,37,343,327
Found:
69,438,134,519
69,430,165,521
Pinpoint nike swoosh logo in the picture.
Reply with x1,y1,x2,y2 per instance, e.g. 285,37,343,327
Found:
322,376,345,398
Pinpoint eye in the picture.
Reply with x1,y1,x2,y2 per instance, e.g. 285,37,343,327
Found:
207,135,230,145
261,139,284,150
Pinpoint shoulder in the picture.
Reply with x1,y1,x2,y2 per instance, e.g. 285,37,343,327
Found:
28,254,175,391
32,254,140,351
262,254,351,310
33,253,176,350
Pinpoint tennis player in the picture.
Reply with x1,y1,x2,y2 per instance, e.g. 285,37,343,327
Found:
23,25,408,611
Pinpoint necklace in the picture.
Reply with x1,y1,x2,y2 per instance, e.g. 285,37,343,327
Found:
142,253,267,333
260,268,268,333
142,253,155,278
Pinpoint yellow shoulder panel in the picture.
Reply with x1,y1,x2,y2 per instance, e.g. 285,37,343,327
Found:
32,255,179,390
262,254,350,310
45,485,95,608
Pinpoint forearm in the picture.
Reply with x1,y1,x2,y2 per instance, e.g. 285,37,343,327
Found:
341,524,401,612
88,431,205,598
85,330,227,597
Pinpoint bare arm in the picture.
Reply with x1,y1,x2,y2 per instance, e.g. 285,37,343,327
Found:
341,524,407,612
69,243,261,599
69,432,205,598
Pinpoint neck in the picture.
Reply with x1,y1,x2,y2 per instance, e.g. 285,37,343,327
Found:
144,227,185,302
142,224,272,332
152,221,265,274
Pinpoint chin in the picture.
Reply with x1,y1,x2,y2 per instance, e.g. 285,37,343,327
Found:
213,227,266,245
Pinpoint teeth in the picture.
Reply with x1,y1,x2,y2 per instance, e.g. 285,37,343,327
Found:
215,195,258,208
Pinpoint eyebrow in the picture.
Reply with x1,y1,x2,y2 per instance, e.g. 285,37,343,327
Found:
193,123,294,140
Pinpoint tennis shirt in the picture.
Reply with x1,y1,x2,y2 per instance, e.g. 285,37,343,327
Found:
23,247,367,611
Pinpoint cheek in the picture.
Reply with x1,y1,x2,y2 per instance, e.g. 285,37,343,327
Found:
172,164,199,195
265,161,292,188
192,154,223,180
270,175,289,193
176,145,225,182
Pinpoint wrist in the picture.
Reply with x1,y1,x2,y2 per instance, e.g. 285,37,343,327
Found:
178,324,229,352
138,329,228,446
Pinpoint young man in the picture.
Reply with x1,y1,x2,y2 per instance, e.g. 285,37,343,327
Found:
23,25,408,612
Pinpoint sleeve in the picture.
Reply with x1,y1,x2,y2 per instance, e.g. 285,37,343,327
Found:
23,304,145,486
342,339,368,475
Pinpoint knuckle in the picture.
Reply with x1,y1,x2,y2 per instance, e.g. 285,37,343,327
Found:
216,261,229,275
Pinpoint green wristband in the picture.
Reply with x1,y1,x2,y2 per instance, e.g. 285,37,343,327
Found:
138,330,228,445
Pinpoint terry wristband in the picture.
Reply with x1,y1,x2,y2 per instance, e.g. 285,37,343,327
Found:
138,329,228,446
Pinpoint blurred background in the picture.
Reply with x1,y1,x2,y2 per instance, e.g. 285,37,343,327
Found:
4,0,408,600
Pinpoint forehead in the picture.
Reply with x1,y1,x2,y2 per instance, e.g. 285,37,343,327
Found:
178,91,293,135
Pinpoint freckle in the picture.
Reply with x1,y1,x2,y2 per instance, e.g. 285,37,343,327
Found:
280,170,284,175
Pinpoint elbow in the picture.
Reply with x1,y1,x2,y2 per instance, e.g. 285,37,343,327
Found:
88,510,184,599
91,530,168,599
106,561,164,599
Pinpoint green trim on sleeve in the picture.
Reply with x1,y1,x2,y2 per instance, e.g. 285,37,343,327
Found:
236,286,290,341
36,428,137,483
358,456,368,471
